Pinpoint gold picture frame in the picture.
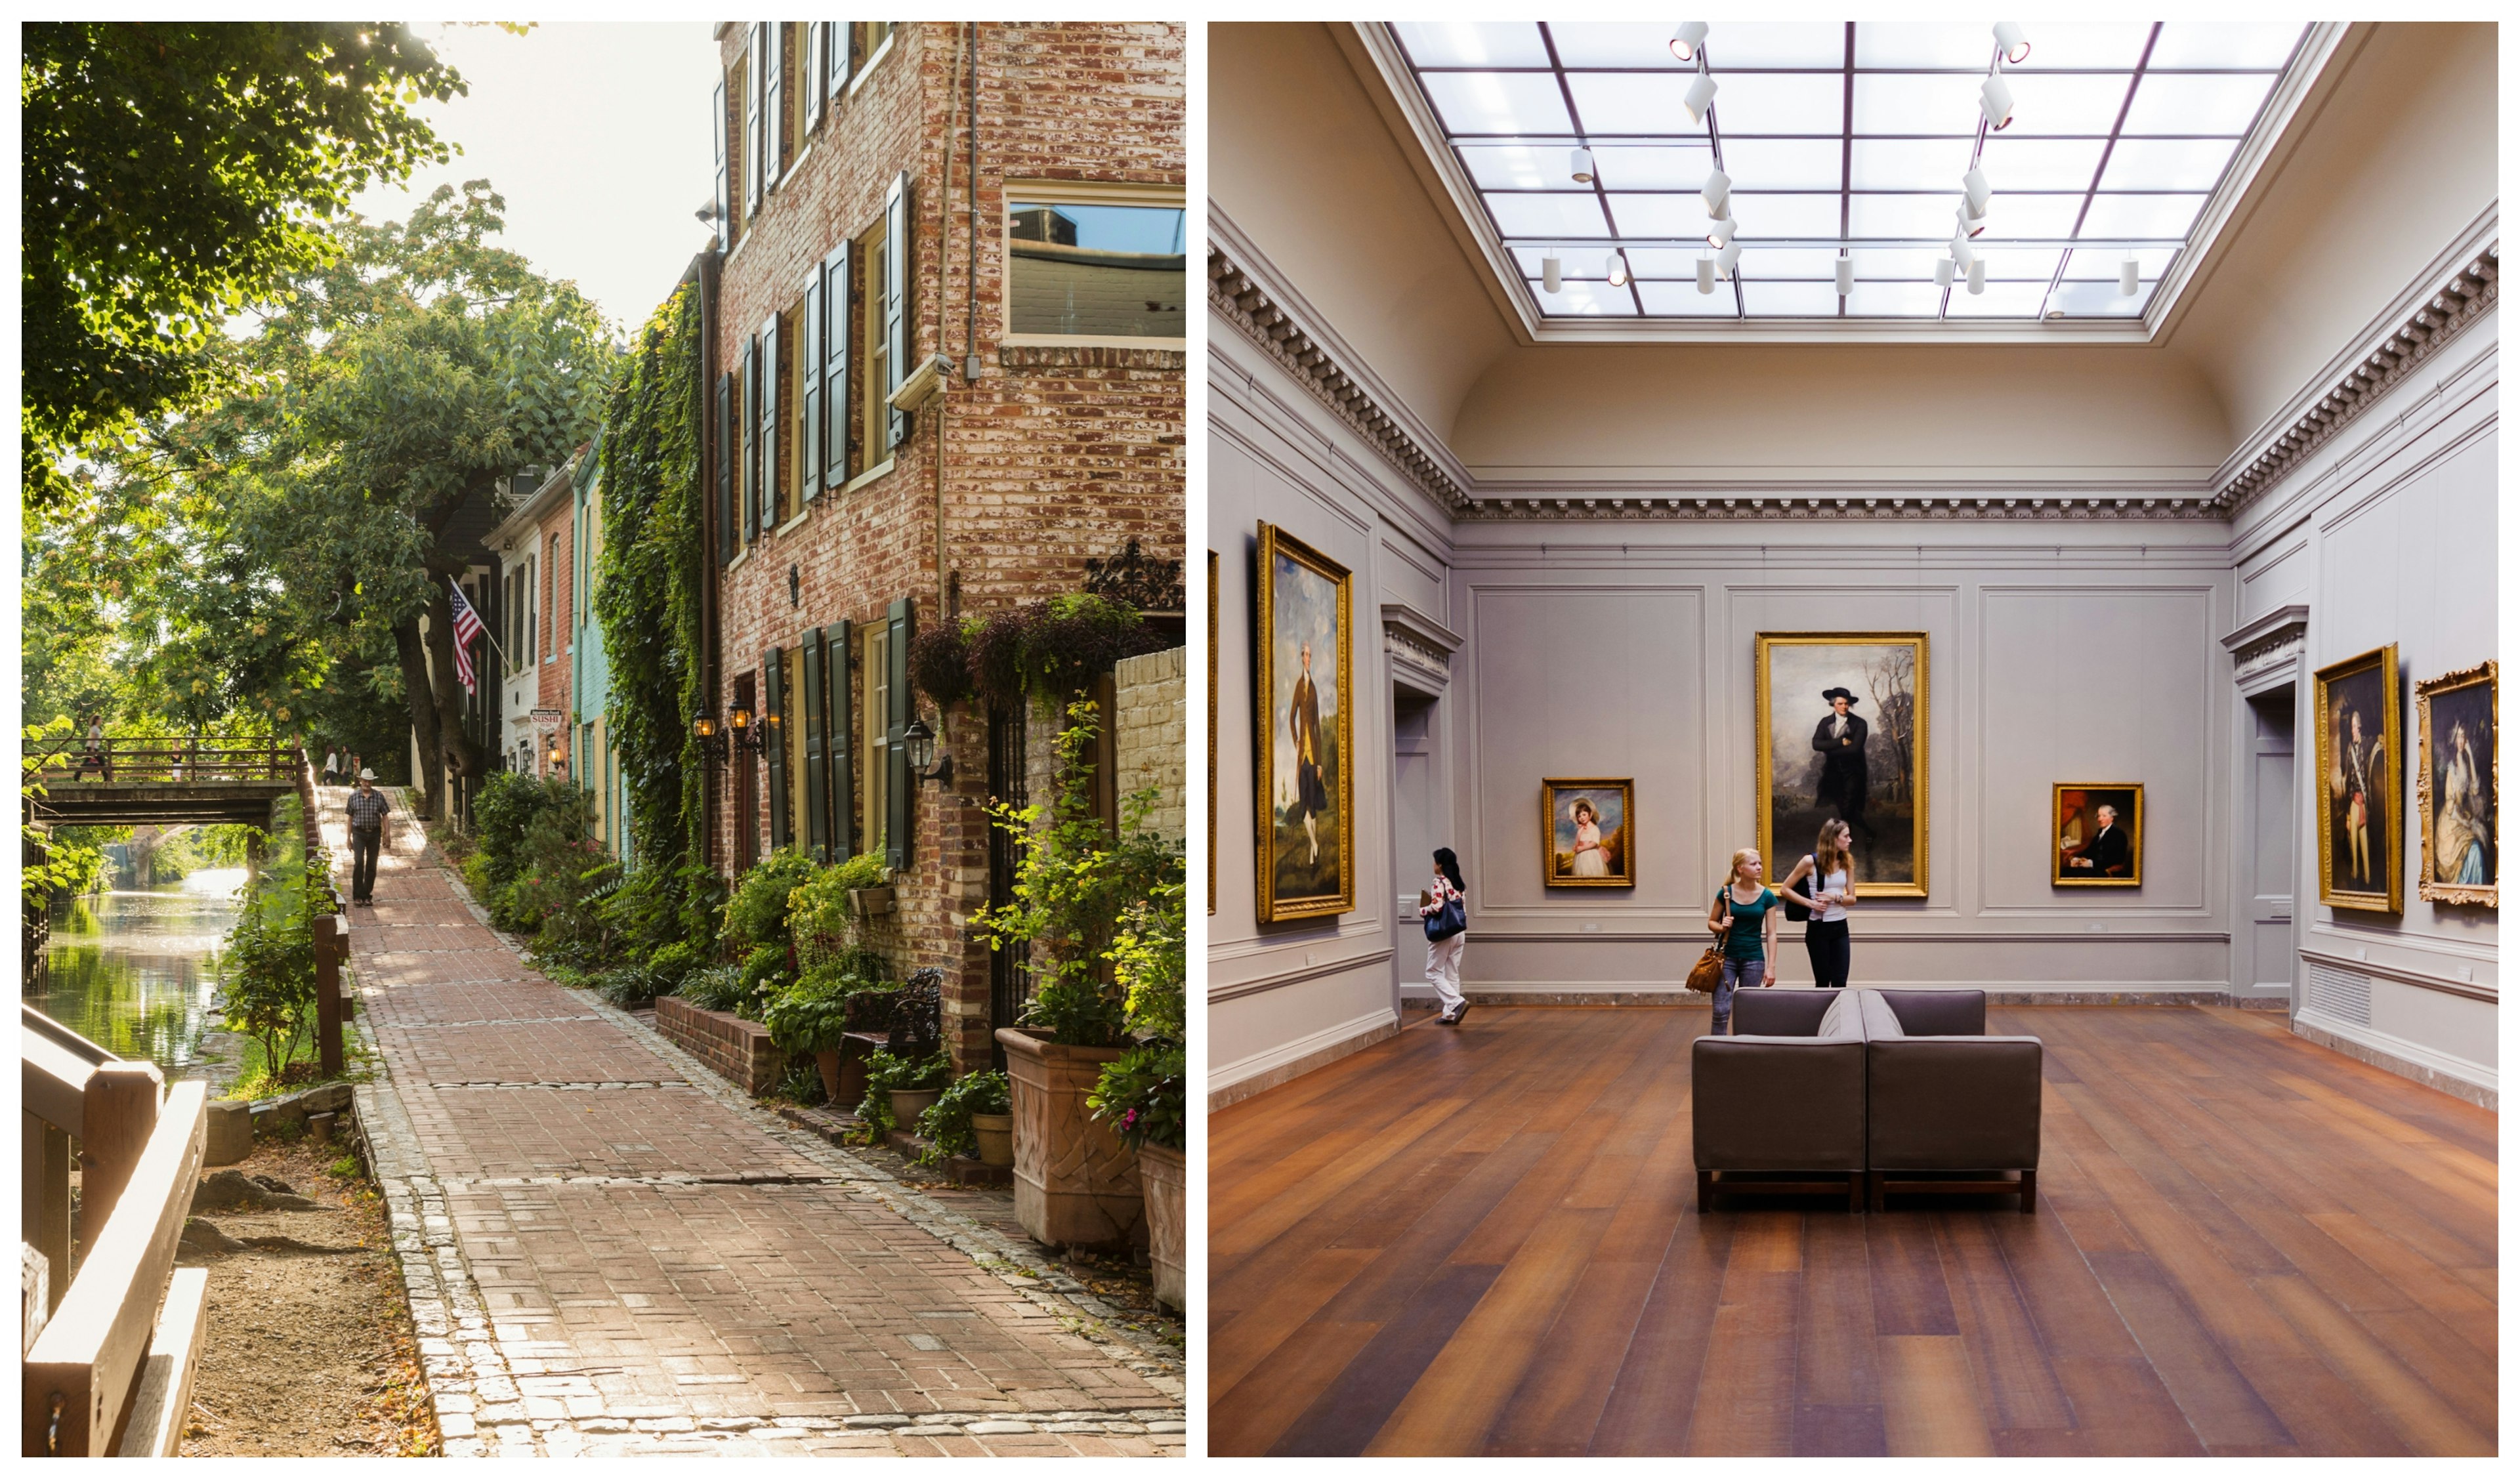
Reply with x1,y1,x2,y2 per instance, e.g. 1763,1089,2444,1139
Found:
2313,644,2403,913
1254,523,1354,922
2051,783,2144,887
1755,632,1929,899
2414,659,2495,907
1542,778,1637,888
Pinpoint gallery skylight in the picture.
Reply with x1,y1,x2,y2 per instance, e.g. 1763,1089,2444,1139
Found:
1386,21,2310,323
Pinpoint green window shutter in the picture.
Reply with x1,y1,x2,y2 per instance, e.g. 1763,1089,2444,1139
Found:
885,596,912,870
801,624,828,862
883,170,910,448
826,620,854,857
765,24,786,188
822,241,850,488
744,29,763,215
739,337,758,543
714,371,734,564
758,312,780,531
710,78,728,247
803,24,825,134
800,268,822,501
765,647,789,853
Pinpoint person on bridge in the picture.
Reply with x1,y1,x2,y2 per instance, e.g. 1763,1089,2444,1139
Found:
77,714,109,782
346,768,391,906
324,747,341,785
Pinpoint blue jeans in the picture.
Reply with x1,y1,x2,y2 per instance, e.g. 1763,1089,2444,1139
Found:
1712,956,1765,1032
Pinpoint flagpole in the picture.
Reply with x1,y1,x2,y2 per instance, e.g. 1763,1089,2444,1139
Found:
452,576,511,677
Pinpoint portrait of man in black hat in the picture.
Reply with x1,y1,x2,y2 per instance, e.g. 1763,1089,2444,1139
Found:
1811,687,1873,845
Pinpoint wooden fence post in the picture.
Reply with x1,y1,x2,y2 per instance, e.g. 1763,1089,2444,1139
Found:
314,915,345,1078
75,1064,163,1241
21,1115,73,1312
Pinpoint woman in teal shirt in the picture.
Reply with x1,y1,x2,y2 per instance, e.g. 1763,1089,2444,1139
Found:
1702,846,1782,1035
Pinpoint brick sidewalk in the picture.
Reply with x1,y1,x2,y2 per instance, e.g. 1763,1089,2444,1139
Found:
320,787,1184,1457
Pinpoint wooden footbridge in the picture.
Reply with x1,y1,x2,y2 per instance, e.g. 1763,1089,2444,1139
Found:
24,740,302,827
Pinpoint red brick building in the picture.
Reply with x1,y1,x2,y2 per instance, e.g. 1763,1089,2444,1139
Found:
698,22,1185,1072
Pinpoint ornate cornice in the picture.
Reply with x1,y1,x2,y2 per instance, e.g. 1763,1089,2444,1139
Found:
1381,602,1462,694
1208,247,1470,513
2208,243,2497,516
2221,603,2310,691
1459,491,2219,522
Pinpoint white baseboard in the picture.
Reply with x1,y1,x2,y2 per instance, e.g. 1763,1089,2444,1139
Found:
2292,1010,2497,1110
1210,1007,1398,1109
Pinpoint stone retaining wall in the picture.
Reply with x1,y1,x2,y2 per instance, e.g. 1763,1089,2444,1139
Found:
655,997,785,1096
1114,645,1186,841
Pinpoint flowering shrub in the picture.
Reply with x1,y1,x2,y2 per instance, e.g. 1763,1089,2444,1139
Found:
1087,879,1185,1152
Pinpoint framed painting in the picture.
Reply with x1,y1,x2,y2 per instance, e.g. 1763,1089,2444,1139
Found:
1255,523,1353,922
1543,778,1636,888
2313,644,2402,913
1755,632,1929,898
2414,659,2495,907
2053,783,2143,887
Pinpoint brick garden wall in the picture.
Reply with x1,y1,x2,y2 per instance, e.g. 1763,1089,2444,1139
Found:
656,996,787,1096
1114,646,1186,841
704,22,1185,1075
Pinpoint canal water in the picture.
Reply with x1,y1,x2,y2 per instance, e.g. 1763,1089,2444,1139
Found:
27,867,249,1079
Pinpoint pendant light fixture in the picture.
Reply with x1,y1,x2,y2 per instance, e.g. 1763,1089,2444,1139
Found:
1569,148,1596,185
1935,255,1957,289
1949,232,1977,270
1706,214,1738,249
1957,203,1988,240
1606,249,1631,288
1714,239,1742,280
1701,167,1731,220
1670,22,1708,62
1834,255,1854,297
1967,257,1988,295
1543,255,1563,294
1994,22,2030,65
1696,255,1716,294
2118,255,2141,297
1980,72,2015,131
1684,71,1718,126
1964,167,1992,217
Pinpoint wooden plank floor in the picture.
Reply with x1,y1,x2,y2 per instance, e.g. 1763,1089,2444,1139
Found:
1209,1003,2497,1456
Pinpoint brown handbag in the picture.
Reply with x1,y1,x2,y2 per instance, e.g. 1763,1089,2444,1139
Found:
1686,890,1727,995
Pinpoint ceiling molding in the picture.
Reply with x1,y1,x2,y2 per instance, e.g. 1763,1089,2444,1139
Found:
2206,230,2497,516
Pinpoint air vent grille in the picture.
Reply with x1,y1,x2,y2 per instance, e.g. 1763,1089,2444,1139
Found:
2305,963,2373,1026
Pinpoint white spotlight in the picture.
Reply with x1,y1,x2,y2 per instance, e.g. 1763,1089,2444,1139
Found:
1714,239,1742,279
1963,168,1992,215
2118,255,2141,297
1994,22,2030,65
1696,255,1716,294
1980,72,2015,131
1701,168,1731,220
1569,148,1595,185
1684,72,1719,125
1835,256,1854,296
1957,205,1988,240
1606,250,1631,288
1935,255,1957,289
1706,215,1738,249
1967,257,1988,295
1949,232,1977,269
1543,255,1563,294
1670,22,1708,62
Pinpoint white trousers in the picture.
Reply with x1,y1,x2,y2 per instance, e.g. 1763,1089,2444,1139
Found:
1426,933,1467,1014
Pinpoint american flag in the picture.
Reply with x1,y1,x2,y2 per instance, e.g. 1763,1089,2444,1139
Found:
449,578,486,696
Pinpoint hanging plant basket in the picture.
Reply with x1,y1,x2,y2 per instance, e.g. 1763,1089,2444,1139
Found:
910,624,974,709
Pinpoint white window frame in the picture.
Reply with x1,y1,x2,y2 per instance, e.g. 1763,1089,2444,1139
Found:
1000,179,1188,350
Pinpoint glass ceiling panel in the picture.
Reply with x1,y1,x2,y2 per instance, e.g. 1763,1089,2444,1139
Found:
1404,20,2307,323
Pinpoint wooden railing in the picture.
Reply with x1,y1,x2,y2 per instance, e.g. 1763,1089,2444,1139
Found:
30,739,297,787
20,1005,209,1457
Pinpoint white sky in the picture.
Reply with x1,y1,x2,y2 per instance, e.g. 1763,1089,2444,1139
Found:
350,22,724,337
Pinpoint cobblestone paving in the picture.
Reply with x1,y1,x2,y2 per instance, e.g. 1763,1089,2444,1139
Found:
322,789,1183,1456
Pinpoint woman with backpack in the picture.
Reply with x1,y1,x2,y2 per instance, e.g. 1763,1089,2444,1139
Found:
1702,846,1782,1035
1418,847,1471,1026
1777,818,1857,990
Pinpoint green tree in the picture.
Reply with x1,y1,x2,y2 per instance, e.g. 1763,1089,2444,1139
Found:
22,22,464,516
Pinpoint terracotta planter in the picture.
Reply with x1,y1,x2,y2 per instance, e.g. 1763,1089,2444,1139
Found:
835,1039,873,1108
996,1027,1143,1249
852,886,894,918
815,1049,843,1105
889,1086,943,1129
971,1112,1015,1167
1138,1141,1185,1312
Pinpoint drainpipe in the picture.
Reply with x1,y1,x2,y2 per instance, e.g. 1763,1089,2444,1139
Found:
692,248,719,866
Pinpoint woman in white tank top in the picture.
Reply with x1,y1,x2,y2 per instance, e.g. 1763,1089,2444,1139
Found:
1778,819,1857,989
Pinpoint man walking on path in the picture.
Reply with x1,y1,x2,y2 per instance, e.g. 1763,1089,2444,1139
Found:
345,767,390,905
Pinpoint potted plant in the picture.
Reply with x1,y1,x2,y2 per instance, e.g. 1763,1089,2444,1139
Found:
977,700,1185,1249
860,1048,950,1135
763,970,859,1102
917,1068,1013,1167
1089,879,1186,1310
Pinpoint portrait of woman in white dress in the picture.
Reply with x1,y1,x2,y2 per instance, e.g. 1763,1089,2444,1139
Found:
1542,778,1634,888
2434,719,2488,885
1568,799,1610,878
2415,659,2496,907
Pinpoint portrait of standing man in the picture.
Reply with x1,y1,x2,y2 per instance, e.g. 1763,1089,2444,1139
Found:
1811,686,1872,848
